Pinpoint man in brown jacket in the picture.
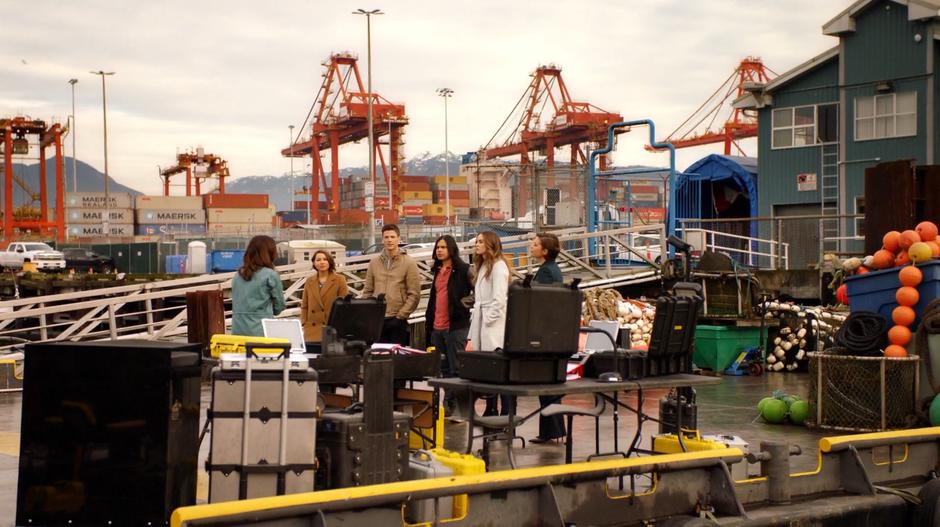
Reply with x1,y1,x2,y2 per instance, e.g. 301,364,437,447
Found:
362,224,420,346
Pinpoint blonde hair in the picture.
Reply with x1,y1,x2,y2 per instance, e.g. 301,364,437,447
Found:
473,231,504,280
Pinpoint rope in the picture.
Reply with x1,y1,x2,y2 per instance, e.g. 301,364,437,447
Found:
915,299,940,394
834,311,888,357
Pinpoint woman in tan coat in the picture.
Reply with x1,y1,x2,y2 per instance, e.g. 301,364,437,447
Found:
301,250,349,342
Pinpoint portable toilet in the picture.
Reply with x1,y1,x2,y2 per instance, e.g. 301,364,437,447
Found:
187,241,207,274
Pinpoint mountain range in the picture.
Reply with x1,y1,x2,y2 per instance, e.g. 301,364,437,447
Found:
4,151,460,211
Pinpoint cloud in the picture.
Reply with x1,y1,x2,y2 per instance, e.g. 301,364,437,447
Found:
1,0,847,194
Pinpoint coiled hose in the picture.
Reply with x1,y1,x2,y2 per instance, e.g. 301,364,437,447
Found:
834,311,888,357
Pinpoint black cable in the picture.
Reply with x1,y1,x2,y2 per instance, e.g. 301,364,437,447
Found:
834,311,888,357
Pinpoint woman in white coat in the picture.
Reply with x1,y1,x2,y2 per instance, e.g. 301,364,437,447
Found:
469,231,510,352
468,231,511,416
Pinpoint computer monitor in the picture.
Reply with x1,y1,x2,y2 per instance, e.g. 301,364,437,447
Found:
326,297,385,346
261,319,306,354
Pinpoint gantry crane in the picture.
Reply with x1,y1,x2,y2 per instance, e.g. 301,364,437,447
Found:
482,64,624,213
648,57,774,156
1,116,66,241
282,52,407,223
160,148,230,196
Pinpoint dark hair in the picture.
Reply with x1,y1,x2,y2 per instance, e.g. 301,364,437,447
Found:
312,250,336,273
473,231,503,280
431,235,462,272
238,235,277,281
381,224,400,236
536,232,560,261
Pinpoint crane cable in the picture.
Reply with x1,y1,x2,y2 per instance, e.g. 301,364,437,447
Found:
663,67,738,142
290,64,353,145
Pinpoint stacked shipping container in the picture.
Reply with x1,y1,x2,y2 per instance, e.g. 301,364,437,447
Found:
135,195,207,235
65,192,135,237
203,193,274,235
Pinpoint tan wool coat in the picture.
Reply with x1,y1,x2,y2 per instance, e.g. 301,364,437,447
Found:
301,272,349,342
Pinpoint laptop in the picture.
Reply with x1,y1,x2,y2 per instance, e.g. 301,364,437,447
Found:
261,318,306,354
583,320,620,353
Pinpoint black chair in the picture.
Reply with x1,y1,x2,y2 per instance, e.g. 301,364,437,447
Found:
540,394,606,464
468,412,526,468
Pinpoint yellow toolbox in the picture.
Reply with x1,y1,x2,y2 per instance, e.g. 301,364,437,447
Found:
208,334,292,358
429,448,486,518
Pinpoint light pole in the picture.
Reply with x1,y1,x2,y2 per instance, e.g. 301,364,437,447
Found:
354,8,383,244
288,125,295,212
68,78,78,193
90,70,114,237
436,88,454,226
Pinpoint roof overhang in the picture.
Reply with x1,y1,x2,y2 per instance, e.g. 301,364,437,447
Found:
734,46,839,110
824,0,940,35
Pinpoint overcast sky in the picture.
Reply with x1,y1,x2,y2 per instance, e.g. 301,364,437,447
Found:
2,0,847,195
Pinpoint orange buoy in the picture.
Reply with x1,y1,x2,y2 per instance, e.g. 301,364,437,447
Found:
892,305,917,326
897,286,920,307
888,325,912,346
885,345,908,358
899,265,924,287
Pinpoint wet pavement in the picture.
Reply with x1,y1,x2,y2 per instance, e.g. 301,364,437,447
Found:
0,371,831,525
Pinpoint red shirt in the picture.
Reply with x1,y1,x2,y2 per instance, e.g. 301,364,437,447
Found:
433,266,452,330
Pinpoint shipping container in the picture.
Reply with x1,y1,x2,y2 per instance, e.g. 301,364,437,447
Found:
206,223,273,235
401,183,432,192
66,208,134,224
135,195,203,210
65,192,133,210
432,190,471,200
137,209,207,225
277,210,309,223
67,224,134,237
136,224,208,235
205,207,275,224
202,193,269,209
401,191,432,201
401,175,431,184
402,205,425,216
431,176,468,185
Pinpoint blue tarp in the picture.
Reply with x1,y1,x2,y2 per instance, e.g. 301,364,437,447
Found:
675,154,758,237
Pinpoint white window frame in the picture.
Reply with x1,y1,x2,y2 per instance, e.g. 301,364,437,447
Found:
854,196,865,238
854,91,917,142
771,103,839,150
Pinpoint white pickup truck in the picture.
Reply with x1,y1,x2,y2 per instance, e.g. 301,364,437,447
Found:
0,242,67,271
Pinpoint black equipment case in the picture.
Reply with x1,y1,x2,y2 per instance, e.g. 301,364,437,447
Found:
207,343,319,502
327,295,386,346
457,351,569,384
17,341,202,526
315,352,410,489
503,276,583,356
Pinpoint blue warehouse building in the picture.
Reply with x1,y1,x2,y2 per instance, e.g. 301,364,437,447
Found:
735,0,937,268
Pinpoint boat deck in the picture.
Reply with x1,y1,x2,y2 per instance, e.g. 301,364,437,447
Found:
0,371,830,525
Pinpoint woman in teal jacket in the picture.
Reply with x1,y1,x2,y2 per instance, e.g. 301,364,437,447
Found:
231,235,285,336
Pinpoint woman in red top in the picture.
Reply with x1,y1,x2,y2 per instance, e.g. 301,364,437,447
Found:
424,235,474,379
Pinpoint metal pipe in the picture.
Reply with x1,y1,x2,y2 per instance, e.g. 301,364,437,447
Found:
760,441,792,504
68,78,78,193
588,119,677,254
90,70,114,237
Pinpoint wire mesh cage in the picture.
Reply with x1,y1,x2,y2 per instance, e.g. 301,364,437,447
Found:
807,351,919,432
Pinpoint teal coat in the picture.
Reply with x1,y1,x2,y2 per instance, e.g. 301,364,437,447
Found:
231,267,286,336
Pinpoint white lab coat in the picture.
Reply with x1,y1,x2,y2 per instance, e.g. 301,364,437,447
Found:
469,259,510,352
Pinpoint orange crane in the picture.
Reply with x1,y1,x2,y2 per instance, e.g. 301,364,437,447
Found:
159,148,230,196
1,116,66,241
649,57,774,156
282,52,407,223
482,64,623,213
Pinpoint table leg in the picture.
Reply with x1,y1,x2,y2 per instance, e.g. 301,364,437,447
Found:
466,388,475,455
627,388,645,456
612,391,620,454
507,398,518,469
676,392,686,452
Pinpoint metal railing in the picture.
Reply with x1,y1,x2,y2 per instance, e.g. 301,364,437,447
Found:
0,225,666,350
678,227,789,270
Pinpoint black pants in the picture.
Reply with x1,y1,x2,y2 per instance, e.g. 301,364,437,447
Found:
538,395,566,440
381,317,411,346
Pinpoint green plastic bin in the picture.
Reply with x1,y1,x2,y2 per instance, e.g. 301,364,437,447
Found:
693,325,764,372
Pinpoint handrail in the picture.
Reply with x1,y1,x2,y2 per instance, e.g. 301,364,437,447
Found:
0,225,666,350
